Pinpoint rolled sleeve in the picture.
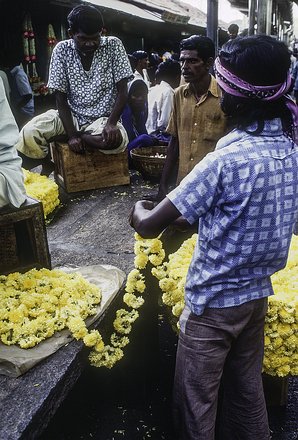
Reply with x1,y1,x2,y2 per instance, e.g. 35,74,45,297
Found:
165,91,178,136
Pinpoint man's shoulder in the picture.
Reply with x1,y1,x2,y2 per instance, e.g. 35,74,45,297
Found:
151,81,172,94
100,36,123,48
173,83,189,98
52,39,74,56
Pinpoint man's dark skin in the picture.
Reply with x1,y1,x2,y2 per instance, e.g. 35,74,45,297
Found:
156,49,213,201
57,29,128,154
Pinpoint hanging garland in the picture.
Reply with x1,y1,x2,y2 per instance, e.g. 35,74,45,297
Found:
22,14,38,83
47,24,57,58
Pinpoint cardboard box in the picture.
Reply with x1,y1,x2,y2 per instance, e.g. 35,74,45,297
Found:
52,142,130,193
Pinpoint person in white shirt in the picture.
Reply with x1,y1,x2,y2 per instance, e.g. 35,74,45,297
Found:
132,50,151,88
146,59,181,141
0,77,26,208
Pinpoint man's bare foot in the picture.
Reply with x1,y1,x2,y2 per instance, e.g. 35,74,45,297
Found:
81,133,107,150
40,159,55,177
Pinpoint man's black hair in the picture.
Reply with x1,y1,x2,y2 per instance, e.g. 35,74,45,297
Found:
155,59,181,81
128,54,137,71
132,51,148,61
228,23,239,34
219,35,292,134
67,5,103,34
180,35,215,62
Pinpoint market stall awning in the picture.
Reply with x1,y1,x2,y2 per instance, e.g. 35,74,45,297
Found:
86,0,164,22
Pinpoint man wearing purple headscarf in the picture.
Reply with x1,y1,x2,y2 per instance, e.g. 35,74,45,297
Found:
129,35,298,439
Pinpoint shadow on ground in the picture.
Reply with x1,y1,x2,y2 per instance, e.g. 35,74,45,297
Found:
41,310,297,440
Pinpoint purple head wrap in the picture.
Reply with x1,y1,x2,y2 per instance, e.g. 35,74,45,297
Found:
214,57,298,142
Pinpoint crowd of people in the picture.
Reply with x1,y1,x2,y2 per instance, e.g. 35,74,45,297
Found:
0,4,298,440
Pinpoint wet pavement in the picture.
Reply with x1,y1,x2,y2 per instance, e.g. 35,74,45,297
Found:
33,172,297,439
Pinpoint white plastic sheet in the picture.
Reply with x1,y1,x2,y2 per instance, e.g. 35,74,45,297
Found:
0,264,125,377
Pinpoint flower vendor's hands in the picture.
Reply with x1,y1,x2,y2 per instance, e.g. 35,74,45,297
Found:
129,200,155,227
129,198,181,238
68,134,85,154
102,123,122,148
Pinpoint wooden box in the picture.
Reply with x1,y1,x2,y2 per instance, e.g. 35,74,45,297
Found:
0,197,51,275
262,374,289,407
52,142,130,193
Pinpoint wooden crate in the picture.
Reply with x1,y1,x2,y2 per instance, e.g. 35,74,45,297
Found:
0,197,51,275
52,142,130,193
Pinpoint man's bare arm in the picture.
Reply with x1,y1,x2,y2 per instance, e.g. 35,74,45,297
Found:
157,135,179,201
55,91,84,153
103,78,129,148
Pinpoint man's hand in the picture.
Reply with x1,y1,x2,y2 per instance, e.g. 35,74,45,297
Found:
129,200,155,228
68,135,85,154
129,197,181,238
102,123,122,149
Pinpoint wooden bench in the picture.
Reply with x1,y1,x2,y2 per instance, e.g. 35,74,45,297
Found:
52,142,130,193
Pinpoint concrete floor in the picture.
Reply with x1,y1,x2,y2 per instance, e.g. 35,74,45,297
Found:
40,172,297,440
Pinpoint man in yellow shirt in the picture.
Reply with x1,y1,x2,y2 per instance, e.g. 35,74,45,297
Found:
157,35,227,200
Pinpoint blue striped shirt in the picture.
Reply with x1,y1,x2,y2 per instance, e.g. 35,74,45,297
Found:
168,119,298,315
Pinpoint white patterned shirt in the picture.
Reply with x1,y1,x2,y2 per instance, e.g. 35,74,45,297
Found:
146,80,174,134
168,119,298,315
48,37,133,126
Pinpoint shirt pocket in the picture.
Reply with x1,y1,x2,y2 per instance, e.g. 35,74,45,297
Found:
202,112,224,142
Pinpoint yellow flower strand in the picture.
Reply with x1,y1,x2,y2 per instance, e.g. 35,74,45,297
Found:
88,232,165,368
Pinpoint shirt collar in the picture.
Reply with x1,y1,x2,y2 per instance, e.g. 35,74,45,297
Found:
216,119,286,151
183,75,219,98
68,37,106,52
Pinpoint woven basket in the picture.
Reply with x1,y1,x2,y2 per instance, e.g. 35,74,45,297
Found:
130,146,167,181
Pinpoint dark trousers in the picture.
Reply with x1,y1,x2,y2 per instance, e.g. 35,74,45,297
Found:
173,298,270,440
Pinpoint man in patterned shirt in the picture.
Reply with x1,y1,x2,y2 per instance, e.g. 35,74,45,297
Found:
16,5,133,173
130,36,298,439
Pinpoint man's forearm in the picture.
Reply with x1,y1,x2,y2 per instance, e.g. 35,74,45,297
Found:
55,91,77,138
159,136,179,193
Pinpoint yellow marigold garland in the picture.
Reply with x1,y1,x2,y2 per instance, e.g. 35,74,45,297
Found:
23,169,60,218
88,233,164,368
151,233,298,377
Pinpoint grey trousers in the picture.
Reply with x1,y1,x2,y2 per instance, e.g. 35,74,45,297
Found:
173,298,270,440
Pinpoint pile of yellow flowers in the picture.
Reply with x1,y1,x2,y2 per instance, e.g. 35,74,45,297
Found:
23,169,60,218
0,233,165,369
264,237,298,377
151,234,298,377
0,268,102,349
